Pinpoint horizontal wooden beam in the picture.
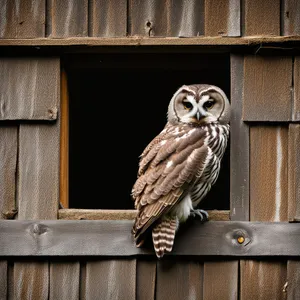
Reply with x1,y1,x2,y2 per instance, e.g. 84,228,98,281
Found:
1,220,300,257
58,209,230,221
1,36,300,47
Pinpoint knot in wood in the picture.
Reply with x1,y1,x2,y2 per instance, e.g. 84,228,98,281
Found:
31,223,48,235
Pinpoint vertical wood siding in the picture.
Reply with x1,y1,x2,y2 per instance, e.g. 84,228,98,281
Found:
89,0,127,37
293,57,300,121
242,56,293,122
243,0,280,36
136,260,156,300
0,0,45,38
47,0,88,37
0,58,60,121
287,260,300,299
282,0,300,36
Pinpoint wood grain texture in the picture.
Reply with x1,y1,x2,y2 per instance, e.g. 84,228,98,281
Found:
240,260,287,300
293,57,300,121
203,261,238,300
288,124,300,221
0,57,60,120
136,260,156,300
287,261,300,299
204,0,240,37
283,0,300,36
60,70,69,208
0,0,45,38
244,0,280,36
0,126,18,219
243,56,293,121
129,0,204,37
50,262,80,300
47,0,88,37
250,126,288,222
18,123,60,220
230,55,249,221
0,261,7,300
89,0,127,37
156,260,203,300
58,209,230,221
14,261,49,300
2,220,300,257
83,260,136,300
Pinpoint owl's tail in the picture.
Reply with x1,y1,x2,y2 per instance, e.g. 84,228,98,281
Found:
152,217,178,258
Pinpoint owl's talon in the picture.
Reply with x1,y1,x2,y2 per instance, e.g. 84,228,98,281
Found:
190,209,209,221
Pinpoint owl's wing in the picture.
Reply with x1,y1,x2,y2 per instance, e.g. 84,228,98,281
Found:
132,123,209,246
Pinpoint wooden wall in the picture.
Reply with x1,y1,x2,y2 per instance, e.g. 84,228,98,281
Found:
1,1,300,300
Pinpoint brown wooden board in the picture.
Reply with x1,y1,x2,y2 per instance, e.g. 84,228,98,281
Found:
283,0,300,36
82,259,136,300
243,0,280,36
243,56,293,122
89,0,127,37
0,261,7,299
240,260,287,300
156,260,203,300
204,0,240,37
250,126,288,222
129,0,204,37
203,261,238,300
288,124,300,221
287,260,300,299
230,54,249,221
1,220,300,257
18,123,60,220
136,260,156,300
49,262,80,300
293,57,300,121
0,58,60,120
47,0,88,37
0,0,45,38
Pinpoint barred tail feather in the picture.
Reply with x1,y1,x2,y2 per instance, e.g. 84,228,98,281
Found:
152,217,178,258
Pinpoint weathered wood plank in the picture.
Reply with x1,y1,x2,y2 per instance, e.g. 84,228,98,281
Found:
288,124,300,221
240,260,287,300
58,209,230,221
83,260,136,300
230,54,249,221
49,262,80,300
156,260,203,300
250,126,288,221
203,261,238,300
293,57,300,121
0,58,60,120
47,0,88,37
287,261,300,299
243,56,293,121
129,0,204,37
136,260,156,300
0,261,7,300
204,0,240,37
0,0,45,38
244,0,280,36
18,122,60,220
14,261,49,300
283,0,300,36
1,220,300,256
89,0,127,37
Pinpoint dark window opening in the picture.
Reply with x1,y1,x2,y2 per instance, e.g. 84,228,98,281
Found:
66,53,230,210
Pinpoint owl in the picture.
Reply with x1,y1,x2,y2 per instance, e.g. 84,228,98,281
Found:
131,84,230,258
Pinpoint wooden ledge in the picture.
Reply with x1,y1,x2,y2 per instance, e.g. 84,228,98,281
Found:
1,36,300,47
58,209,230,221
1,220,300,257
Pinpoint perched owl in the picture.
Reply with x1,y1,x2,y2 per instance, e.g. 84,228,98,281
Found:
131,84,230,258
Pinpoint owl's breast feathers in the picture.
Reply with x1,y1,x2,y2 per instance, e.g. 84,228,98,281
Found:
131,122,229,248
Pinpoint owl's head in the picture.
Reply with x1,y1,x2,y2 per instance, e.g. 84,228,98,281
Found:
167,84,230,125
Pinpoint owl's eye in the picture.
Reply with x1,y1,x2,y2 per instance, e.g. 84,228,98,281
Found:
182,100,193,110
203,100,215,110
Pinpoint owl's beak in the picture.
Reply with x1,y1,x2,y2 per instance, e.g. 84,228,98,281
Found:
196,111,202,121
